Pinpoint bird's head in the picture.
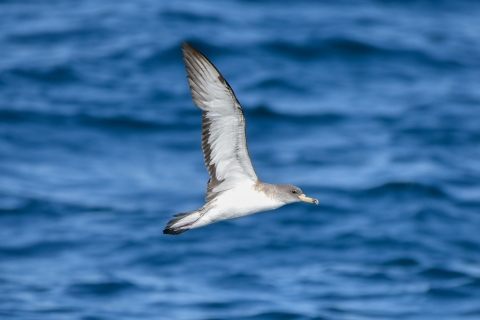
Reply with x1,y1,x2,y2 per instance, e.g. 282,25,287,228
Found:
277,184,319,205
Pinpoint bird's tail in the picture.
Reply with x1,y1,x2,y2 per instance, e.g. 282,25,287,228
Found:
163,210,201,235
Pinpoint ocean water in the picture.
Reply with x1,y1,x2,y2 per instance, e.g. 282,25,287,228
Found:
1,0,480,319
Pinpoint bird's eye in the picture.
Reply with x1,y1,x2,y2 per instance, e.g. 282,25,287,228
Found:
291,190,297,194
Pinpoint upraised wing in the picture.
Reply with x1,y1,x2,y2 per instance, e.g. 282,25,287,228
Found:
182,42,258,202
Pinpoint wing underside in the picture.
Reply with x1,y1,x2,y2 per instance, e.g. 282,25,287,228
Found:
182,42,258,202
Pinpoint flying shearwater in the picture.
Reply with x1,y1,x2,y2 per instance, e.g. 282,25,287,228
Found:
163,42,318,235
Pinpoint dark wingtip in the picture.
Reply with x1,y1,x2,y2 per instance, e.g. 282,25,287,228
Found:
182,42,199,55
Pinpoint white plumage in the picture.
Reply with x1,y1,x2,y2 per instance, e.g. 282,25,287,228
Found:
188,181,285,230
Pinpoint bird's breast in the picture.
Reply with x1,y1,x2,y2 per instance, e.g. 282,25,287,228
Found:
215,183,285,218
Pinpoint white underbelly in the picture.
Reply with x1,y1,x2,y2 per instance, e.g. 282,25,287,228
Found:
191,183,285,228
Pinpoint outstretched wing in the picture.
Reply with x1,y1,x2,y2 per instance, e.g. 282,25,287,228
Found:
182,42,258,202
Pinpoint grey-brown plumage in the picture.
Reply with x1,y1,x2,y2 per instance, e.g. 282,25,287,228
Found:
163,43,318,235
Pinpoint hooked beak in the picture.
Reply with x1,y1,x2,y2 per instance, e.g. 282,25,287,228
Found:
298,194,319,205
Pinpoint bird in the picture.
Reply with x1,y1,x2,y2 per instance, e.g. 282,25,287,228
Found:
163,42,318,235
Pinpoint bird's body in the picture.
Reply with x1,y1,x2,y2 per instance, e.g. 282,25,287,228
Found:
202,182,281,222
163,43,318,235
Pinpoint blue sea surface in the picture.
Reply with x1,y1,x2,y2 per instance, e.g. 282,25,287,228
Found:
1,0,480,319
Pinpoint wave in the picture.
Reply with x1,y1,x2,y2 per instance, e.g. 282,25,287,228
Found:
359,181,447,198
263,38,465,67
0,192,111,216
426,287,471,299
0,194,61,216
7,27,104,45
223,311,309,320
8,65,79,84
264,38,382,60
420,267,467,280
0,239,79,258
251,78,306,93
160,8,223,24
246,104,347,123
0,108,193,132
382,257,419,267
66,279,137,297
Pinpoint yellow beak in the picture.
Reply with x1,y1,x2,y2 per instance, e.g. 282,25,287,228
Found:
298,194,319,205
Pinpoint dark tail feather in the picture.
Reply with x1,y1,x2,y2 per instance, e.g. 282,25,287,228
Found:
163,226,189,235
163,211,198,235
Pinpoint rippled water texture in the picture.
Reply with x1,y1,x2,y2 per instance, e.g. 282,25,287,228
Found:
1,0,480,319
